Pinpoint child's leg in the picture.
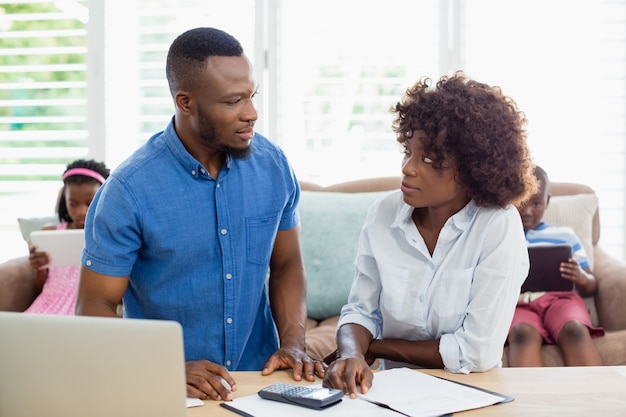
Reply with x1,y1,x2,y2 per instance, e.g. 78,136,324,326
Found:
508,322,544,366
543,292,604,366
556,320,603,366
507,304,546,367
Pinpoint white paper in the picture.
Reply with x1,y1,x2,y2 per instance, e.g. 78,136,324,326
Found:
222,368,508,417
186,397,204,408
362,367,505,417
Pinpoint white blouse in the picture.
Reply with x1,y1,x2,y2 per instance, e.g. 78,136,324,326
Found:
338,190,529,373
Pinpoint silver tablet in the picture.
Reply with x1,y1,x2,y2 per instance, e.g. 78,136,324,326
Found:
29,229,85,267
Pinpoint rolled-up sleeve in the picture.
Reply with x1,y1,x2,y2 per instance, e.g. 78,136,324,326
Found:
337,223,383,339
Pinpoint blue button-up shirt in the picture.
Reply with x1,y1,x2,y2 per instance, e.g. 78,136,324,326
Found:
82,119,300,370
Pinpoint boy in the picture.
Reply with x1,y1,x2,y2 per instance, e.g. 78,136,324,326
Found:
507,166,604,366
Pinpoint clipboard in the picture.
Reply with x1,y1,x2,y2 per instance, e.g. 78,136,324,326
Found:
432,375,514,404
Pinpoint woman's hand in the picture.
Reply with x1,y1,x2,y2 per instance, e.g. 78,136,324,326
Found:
322,355,373,398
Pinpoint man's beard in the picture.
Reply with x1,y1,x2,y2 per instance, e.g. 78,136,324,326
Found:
198,109,252,160
220,142,252,159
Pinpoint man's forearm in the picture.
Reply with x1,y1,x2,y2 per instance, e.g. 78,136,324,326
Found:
268,270,307,348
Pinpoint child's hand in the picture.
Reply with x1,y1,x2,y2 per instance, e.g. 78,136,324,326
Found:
28,246,50,271
559,258,586,286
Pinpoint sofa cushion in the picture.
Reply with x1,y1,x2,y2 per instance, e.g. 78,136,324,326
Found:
305,316,340,361
299,190,391,320
17,215,59,245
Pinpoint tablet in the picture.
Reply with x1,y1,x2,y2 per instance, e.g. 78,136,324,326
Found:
521,244,574,292
30,229,85,267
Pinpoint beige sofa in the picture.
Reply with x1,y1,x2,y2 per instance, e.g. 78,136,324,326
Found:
299,177,626,367
2,177,626,367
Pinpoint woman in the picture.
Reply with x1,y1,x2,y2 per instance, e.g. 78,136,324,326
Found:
323,72,537,397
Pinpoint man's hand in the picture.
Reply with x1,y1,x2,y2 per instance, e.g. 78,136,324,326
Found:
261,345,326,381
322,356,373,399
185,360,237,401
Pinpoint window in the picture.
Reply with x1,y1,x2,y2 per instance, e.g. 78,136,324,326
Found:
272,0,442,184
1,0,625,262
0,0,88,193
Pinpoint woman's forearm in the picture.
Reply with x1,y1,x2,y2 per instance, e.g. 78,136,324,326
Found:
367,338,444,368
336,323,373,359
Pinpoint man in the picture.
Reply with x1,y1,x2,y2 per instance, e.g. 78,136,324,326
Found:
76,27,323,401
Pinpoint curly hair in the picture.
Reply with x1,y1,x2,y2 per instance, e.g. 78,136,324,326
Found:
165,27,244,98
58,159,110,223
392,71,536,208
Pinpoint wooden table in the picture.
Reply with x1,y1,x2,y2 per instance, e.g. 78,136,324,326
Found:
188,366,626,416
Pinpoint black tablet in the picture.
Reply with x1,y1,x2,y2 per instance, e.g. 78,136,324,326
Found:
521,244,574,292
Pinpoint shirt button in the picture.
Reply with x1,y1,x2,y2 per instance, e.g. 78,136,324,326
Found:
86,260,92,266
226,317,233,324
221,229,227,235
226,273,232,280
217,183,221,188
191,170,196,176
419,295,425,302
226,360,231,366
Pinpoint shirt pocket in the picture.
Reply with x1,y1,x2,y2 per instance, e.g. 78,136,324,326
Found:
432,268,474,318
378,262,411,317
246,215,280,265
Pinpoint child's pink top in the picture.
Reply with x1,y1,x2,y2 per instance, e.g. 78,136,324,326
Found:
24,222,80,315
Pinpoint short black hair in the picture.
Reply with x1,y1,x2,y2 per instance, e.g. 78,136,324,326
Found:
165,27,244,97
533,165,550,195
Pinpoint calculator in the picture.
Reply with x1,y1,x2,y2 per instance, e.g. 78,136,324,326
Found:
257,383,344,409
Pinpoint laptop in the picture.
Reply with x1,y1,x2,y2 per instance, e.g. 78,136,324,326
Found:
521,244,575,292
30,229,85,267
0,312,188,417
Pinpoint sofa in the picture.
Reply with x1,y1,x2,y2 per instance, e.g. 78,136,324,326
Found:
3,177,626,367
299,177,626,367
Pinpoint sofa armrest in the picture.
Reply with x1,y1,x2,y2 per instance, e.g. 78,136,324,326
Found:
0,255,37,312
592,246,626,331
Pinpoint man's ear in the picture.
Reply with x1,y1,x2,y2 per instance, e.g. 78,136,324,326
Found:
175,91,192,114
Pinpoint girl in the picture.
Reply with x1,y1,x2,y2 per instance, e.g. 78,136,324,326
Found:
25,159,110,315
